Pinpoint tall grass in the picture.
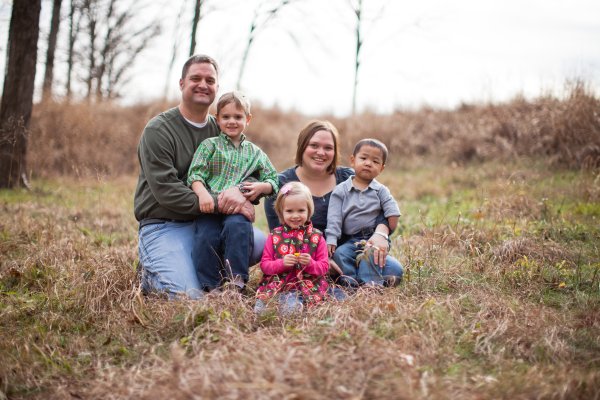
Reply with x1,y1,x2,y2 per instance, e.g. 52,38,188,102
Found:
1,162,599,398
2,82,599,398
27,81,599,179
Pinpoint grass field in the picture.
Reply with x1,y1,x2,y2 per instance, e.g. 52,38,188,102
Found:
1,161,599,399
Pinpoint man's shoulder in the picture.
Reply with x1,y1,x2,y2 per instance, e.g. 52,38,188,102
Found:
147,108,218,130
146,107,180,128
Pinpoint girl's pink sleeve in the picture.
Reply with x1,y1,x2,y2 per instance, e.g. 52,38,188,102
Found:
260,234,291,275
305,237,329,276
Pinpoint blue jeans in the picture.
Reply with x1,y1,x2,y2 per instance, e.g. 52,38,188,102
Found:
193,214,253,290
333,236,403,287
254,291,304,315
138,218,265,299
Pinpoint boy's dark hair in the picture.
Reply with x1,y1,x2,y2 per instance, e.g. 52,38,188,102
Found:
353,138,389,165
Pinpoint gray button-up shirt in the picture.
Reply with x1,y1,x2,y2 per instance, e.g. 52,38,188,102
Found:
326,177,401,246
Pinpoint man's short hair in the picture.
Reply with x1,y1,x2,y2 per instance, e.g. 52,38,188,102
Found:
181,54,219,80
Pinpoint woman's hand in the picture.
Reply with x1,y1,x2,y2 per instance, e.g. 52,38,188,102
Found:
367,232,389,268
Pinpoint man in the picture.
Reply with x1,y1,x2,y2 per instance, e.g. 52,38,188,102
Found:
134,54,264,299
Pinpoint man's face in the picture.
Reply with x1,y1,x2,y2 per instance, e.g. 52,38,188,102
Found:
179,62,218,108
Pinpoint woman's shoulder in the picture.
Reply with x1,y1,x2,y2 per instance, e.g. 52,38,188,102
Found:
278,166,299,183
335,166,354,183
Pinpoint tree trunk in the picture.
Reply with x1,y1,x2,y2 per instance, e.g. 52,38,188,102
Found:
66,0,79,99
189,0,202,56
352,0,363,115
0,0,42,188
42,0,63,102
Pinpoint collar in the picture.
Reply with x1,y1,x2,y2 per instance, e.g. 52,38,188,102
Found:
344,176,382,192
218,131,246,146
282,221,314,235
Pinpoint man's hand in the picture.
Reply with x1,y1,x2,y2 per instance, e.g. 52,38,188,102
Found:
218,186,247,214
238,201,256,222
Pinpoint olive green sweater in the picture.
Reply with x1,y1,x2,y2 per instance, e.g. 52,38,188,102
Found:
134,107,219,221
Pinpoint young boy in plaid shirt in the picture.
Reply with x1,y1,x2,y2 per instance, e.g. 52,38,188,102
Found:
187,91,278,292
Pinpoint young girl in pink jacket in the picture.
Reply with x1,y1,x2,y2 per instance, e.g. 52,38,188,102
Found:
255,182,329,314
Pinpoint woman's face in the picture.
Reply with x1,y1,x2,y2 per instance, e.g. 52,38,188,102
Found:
301,130,335,173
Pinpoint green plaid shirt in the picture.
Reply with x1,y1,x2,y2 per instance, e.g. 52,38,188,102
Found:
187,132,279,194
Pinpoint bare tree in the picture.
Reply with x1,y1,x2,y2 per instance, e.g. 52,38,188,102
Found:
42,0,63,102
164,0,188,99
66,0,83,99
350,0,363,115
189,0,201,56
346,0,389,114
0,0,42,188
236,0,297,90
77,0,161,100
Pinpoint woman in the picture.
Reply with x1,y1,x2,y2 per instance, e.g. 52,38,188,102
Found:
264,120,401,281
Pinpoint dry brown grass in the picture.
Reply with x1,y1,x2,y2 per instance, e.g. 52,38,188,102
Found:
27,81,600,180
1,161,599,399
3,84,600,398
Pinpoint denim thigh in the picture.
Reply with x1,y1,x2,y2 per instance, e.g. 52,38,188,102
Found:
333,239,361,277
357,254,404,285
251,227,266,265
138,221,203,299
193,215,225,290
221,214,253,280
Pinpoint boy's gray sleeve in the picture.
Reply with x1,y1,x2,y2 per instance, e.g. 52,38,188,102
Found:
325,187,344,246
379,186,401,217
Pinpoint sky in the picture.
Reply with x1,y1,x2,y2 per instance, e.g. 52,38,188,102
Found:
1,0,599,116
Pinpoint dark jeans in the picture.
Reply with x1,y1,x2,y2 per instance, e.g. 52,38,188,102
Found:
333,232,403,287
193,213,253,290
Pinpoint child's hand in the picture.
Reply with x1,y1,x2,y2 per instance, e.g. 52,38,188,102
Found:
327,244,336,258
198,192,214,213
366,235,388,268
282,254,297,267
297,253,311,266
240,182,270,202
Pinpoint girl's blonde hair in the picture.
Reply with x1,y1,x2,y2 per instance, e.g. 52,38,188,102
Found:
273,182,314,224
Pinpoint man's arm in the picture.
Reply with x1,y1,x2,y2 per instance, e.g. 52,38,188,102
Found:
138,125,200,216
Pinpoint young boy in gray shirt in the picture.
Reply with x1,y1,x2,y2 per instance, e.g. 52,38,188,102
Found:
326,138,403,287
